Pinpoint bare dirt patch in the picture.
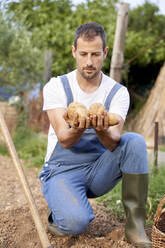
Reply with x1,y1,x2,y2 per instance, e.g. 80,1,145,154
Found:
0,155,151,248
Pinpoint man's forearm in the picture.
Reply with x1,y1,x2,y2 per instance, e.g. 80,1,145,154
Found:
96,129,120,151
58,127,85,149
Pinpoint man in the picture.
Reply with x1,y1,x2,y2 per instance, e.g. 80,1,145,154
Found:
39,22,152,247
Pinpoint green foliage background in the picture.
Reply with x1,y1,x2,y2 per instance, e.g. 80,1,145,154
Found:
0,0,164,109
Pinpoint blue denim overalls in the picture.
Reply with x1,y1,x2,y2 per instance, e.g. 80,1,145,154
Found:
48,75,122,165
39,75,149,235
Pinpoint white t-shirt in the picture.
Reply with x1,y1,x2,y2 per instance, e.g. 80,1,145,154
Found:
43,70,130,162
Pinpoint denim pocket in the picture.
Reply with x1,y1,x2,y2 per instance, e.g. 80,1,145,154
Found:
39,163,59,197
39,163,57,183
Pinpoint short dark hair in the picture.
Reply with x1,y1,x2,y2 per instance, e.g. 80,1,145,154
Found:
74,22,106,50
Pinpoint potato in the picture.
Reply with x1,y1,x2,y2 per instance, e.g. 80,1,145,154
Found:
88,103,118,126
108,113,119,126
67,102,87,122
88,103,106,115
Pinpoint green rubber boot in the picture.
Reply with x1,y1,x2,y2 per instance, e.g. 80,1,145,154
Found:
47,209,66,236
122,173,152,248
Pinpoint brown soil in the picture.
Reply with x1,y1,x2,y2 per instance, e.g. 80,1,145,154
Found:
0,155,151,248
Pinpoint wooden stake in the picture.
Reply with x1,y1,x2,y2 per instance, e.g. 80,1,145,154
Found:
43,49,52,83
0,109,53,248
110,2,129,82
154,121,159,168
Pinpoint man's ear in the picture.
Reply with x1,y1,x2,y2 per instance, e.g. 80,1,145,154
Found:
72,45,76,58
103,46,109,59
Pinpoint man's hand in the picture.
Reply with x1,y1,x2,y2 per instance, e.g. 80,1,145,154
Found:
89,111,123,151
63,111,91,130
90,111,116,131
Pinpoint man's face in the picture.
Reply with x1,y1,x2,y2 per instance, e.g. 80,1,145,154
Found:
72,36,109,80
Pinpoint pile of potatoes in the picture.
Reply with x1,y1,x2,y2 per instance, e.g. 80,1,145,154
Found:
67,102,118,126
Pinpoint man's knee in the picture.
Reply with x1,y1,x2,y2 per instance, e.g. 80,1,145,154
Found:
52,210,94,235
66,214,91,235
120,132,148,174
121,132,147,154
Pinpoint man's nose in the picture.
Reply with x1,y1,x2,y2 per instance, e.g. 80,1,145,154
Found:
86,54,93,67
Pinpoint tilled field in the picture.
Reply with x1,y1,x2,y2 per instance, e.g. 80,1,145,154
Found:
0,155,151,248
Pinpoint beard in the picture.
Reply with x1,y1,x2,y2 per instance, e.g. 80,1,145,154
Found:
78,66,101,80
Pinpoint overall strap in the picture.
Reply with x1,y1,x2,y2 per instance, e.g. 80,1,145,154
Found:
60,75,73,106
104,82,123,111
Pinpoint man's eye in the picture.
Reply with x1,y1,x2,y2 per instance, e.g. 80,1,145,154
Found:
93,53,101,56
80,53,86,56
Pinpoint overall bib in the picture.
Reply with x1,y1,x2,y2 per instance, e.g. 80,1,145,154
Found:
39,75,149,235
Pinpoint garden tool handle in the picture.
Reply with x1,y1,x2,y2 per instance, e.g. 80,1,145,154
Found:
0,109,52,248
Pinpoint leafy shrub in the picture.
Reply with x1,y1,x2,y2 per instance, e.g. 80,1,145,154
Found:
0,124,47,168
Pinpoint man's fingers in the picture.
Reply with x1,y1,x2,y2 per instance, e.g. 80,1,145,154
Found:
90,111,110,131
79,116,86,129
86,116,91,129
63,111,71,125
91,114,97,127
72,113,79,127
103,111,109,129
96,114,103,131
67,111,110,130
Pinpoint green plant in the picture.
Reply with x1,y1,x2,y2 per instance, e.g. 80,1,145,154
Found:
97,181,125,220
158,145,165,152
0,143,9,156
13,128,47,168
147,166,165,222
0,125,47,168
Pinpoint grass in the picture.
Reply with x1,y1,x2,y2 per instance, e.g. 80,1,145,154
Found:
159,145,165,152
14,127,47,167
96,166,165,226
147,166,165,218
0,143,9,156
0,126,47,168
0,109,48,167
97,181,124,220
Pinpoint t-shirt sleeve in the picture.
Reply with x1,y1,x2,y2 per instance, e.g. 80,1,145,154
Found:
109,86,130,121
43,77,67,111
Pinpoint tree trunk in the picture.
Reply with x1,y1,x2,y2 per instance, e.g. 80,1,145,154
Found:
110,2,129,82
